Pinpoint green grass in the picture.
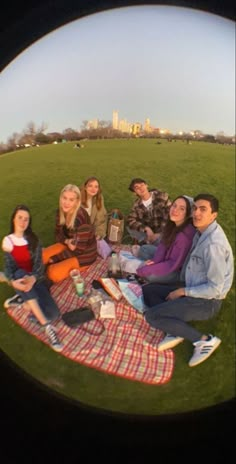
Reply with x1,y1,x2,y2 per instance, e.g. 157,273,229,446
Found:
0,139,235,416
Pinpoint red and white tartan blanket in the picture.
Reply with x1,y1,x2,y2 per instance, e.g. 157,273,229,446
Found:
7,245,174,385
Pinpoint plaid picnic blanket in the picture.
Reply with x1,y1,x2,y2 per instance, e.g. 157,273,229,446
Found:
6,245,174,385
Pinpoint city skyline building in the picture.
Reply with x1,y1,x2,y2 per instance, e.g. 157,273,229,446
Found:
112,110,119,130
84,110,222,139
112,109,147,135
132,122,142,136
118,118,131,133
144,118,151,132
86,118,98,130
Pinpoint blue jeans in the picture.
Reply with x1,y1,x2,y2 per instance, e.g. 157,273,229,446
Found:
138,244,157,260
126,227,160,247
143,283,223,342
14,269,60,322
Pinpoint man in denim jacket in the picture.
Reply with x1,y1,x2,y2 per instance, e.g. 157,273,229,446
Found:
143,193,234,367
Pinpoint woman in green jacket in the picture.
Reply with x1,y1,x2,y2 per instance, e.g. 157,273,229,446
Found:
80,177,107,239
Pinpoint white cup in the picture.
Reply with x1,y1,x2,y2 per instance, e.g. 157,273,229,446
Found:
70,269,80,282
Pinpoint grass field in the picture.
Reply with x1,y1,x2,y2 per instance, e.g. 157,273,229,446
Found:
0,138,235,416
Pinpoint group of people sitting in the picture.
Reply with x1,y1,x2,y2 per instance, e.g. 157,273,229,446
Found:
0,176,234,369
1,177,107,351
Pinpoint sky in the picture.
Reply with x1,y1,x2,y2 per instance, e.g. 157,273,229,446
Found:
0,5,235,143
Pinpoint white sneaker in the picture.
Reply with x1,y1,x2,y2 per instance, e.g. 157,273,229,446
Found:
157,333,184,351
188,335,221,367
4,294,24,309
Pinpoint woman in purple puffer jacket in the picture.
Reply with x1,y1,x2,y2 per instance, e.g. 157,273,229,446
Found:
136,196,196,283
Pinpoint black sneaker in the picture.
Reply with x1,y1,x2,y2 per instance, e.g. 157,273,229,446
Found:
45,324,63,352
126,274,137,282
126,274,146,285
4,294,24,309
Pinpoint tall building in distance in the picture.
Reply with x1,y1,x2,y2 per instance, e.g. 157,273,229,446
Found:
144,118,151,133
119,118,131,133
86,118,98,130
112,110,119,130
80,110,173,136
132,122,142,136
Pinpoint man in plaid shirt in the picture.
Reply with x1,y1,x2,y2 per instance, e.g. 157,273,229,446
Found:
127,178,171,245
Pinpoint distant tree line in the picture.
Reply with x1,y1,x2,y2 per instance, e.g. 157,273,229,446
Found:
0,120,235,155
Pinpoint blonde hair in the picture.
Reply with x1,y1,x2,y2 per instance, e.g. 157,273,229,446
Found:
59,184,81,229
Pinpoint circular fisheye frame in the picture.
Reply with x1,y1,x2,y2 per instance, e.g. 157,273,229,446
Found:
0,0,235,454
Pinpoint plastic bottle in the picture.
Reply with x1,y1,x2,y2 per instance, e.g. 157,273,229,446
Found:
110,252,118,275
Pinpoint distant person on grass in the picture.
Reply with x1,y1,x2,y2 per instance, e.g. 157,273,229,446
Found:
43,184,97,283
135,195,196,283
2,204,63,352
142,193,234,367
80,176,107,240
126,178,171,245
